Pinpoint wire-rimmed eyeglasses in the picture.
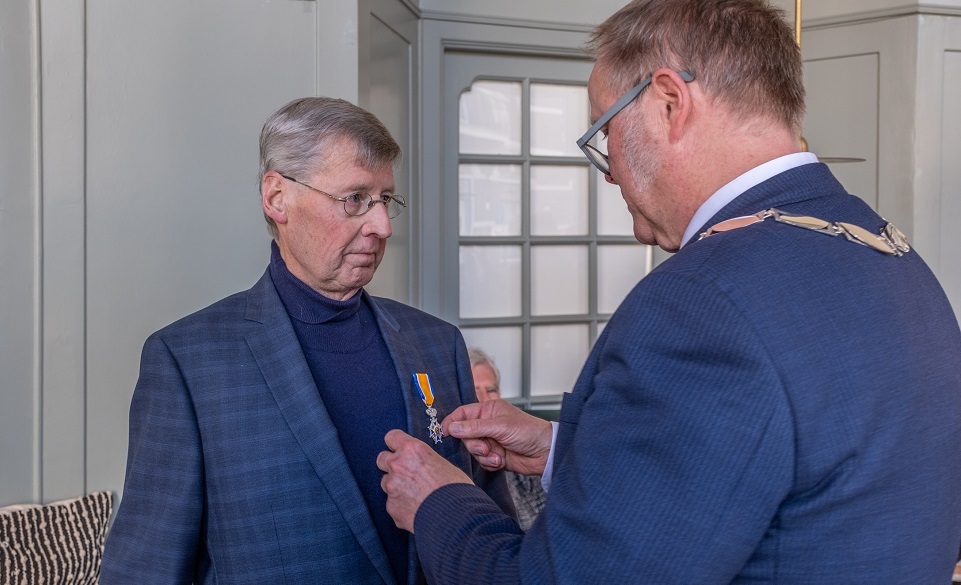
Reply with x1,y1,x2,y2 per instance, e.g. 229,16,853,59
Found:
281,174,407,219
576,70,695,175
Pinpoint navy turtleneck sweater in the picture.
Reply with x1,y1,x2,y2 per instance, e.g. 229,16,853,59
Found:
268,243,409,583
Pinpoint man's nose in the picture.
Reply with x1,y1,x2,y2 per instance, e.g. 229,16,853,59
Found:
605,172,618,185
363,202,393,238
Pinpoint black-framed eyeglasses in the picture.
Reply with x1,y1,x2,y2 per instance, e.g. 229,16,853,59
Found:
280,174,407,219
576,70,695,175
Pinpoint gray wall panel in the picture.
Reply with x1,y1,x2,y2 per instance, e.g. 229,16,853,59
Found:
804,53,880,209
84,0,320,497
40,0,88,505
0,0,40,507
361,1,417,304
803,16,918,239
940,49,961,315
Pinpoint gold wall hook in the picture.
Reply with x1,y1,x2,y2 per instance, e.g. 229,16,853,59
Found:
795,0,802,48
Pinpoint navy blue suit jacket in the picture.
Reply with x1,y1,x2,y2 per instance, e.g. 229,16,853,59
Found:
414,163,961,584
101,270,512,584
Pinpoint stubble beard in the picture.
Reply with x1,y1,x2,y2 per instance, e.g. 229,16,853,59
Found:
622,115,660,194
619,115,663,245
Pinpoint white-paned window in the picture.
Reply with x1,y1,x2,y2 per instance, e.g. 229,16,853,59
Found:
434,50,653,416
453,70,654,411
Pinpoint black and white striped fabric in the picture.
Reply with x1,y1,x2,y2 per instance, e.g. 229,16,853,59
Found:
0,491,113,585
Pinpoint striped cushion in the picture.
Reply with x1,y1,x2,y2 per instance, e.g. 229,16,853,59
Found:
0,491,113,585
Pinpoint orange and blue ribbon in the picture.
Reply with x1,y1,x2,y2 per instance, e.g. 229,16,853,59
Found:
413,373,443,444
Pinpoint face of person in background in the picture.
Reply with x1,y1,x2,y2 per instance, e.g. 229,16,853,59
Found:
471,362,501,402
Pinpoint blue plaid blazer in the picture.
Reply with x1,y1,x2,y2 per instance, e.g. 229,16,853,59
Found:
101,271,512,584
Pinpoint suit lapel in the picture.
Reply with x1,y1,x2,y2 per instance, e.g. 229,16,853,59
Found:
365,297,416,437
243,272,395,585
368,295,467,465
367,298,423,585
367,295,468,585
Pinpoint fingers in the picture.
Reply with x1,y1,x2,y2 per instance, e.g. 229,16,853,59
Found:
376,449,391,473
379,462,415,533
462,437,491,457
442,399,526,440
383,428,411,451
377,430,409,473
378,429,475,534
378,430,426,533
461,438,505,468
442,402,485,426
473,454,505,471
442,399,512,430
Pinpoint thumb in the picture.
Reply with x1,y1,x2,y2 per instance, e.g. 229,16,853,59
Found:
445,416,507,441
442,402,484,426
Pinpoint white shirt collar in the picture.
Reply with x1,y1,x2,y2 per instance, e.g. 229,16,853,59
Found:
680,152,819,247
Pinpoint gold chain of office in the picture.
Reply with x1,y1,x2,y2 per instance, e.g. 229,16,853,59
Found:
699,208,911,256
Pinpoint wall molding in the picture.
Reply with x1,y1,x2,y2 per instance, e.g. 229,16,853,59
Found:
397,0,420,18
420,10,593,34
38,0,88,504
442,38,591,60
422,3,961,35
806,4,961,30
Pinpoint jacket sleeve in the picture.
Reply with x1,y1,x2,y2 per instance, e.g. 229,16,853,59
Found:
100,333,205,584
414,271,795,584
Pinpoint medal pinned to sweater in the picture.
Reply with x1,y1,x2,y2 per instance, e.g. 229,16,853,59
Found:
413,373,444,444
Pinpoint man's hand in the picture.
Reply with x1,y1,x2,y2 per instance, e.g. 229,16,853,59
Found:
377,429,472,533
443,399,553,476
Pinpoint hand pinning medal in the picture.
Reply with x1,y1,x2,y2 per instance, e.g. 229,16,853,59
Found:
413,373,444,444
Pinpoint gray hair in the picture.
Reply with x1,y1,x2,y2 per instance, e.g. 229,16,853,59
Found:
468,347,501,383
258,97,401,238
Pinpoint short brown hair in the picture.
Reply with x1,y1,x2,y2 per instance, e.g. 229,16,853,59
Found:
588,0,804,133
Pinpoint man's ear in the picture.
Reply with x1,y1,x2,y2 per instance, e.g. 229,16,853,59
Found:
649,68,692,143
261,171,288,225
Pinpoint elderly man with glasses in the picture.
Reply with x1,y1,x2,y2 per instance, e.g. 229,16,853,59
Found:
101,97,514,585
377,1,961,583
